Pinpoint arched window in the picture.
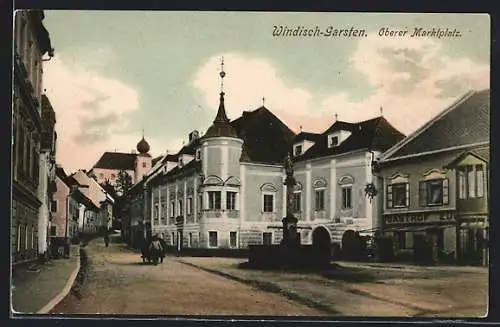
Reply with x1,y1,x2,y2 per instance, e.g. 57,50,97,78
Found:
338,175,354,210
293,182,302,213
313,178,327,211
261,183,278,213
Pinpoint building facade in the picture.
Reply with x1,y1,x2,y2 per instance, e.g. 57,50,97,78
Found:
128,71,405,254
291,116,405,249
71,170,115,233
12,10,54,264
376,89,490,265
37,94,57,259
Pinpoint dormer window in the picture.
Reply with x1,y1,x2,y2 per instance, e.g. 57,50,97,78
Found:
294,144,303,156
329,136,339,147
327,130,351,148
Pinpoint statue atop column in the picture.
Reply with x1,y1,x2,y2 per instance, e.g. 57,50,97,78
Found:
282,152,299,247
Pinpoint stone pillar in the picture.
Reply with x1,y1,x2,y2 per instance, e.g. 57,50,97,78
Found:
282,153,298,246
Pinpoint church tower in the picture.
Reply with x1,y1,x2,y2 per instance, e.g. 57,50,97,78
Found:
134,132,152,182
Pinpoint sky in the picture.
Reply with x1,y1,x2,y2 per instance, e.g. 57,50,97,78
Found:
39,11,490,173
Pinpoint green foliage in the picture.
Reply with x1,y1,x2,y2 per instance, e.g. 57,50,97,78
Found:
116,169,133,194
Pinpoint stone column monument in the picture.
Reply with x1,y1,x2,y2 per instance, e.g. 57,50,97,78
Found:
281,153,299,247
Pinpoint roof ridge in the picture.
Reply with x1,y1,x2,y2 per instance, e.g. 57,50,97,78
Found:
380,89,476,161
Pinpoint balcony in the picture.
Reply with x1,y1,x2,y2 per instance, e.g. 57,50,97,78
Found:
203,210,222,218
227,210,240,219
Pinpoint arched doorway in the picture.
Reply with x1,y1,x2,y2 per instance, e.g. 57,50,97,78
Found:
312,226,331,266
342,230,366,261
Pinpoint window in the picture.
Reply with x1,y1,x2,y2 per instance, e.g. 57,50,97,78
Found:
293,192,301,212
170,201,175,217
230,231,237,248
171,232,175,245
198,194,203,212
32,228,35,250
188,232,193,247
294,144,302,156
196,148,201,160
178,199,183,216
315,189,325,211
342,187,352,209
17,225,22,252
458,170,467,199
25,224,29,250
419,179,449,206
458,165,485,199
467,166,475,198
208,231,218,247
207,191,221,210
18,124,25,177
187,197,193,215
142,162,147,168
262,232,272,245
50,226,56,236
51,200,57,212
476,165,485,197
387,183,409,208
263,194,274,212
226,192,237,210
329,136,339,147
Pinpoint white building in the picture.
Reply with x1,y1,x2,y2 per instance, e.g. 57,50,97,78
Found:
135,66,405,253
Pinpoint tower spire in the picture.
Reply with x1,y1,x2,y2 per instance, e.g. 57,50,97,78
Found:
203,56,237,138
220,56,226,93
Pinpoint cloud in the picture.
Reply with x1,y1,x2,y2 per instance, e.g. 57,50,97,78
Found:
192,41,488,138
319,32,490,134
192,53,315,121
43,52,170,172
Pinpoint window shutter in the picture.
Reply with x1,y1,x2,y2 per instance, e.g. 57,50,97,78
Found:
419,181,426,206
405,183,410,207
386,184,393,208
443,178,449,204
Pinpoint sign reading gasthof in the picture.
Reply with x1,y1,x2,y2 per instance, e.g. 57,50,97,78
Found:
384,211,456,225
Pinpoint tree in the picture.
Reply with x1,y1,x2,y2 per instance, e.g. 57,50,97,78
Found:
116,170,133,195
100,179,118,199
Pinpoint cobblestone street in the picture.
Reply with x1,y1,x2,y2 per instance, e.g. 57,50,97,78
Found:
50,236,488,317
50,237,322,315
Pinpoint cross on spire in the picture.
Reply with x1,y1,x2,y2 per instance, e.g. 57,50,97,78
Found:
262,96,265,107
379,106,384,116
299,125,303,133
334,113,338,121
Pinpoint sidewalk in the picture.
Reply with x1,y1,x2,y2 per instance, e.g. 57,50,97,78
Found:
11,245,80,315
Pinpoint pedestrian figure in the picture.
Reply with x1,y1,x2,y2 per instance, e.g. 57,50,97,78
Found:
158,234,167,263
104,231,110,247
149,235,163,265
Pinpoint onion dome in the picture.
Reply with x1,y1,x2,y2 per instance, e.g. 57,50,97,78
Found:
136,137,150,154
